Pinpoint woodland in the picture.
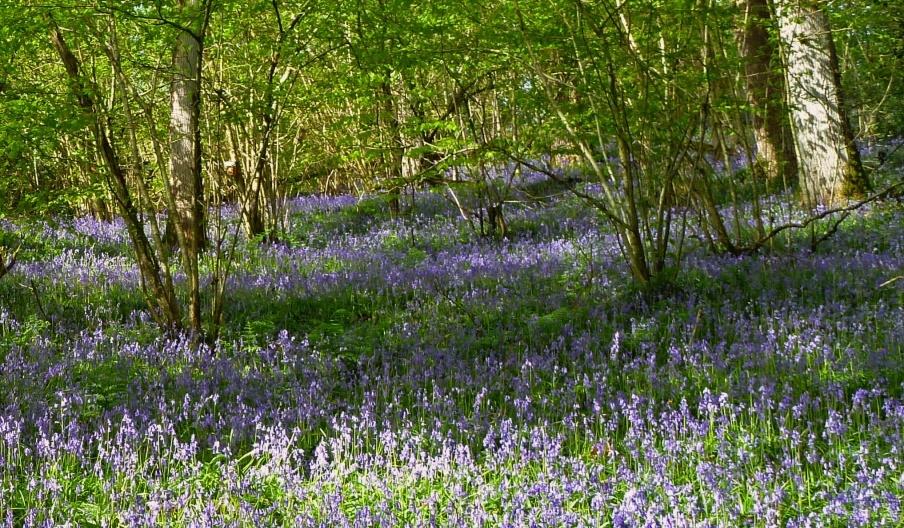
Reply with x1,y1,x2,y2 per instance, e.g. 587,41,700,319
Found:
0,0,902,525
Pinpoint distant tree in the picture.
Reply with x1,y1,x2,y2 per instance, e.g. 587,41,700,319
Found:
209,0,324,239
736,0,797,184
830,0,904,142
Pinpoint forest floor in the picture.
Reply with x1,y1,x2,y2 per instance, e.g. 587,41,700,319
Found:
0,156,902,526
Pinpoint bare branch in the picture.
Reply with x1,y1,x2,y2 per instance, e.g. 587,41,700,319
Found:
497,148,628,230
880,276,903,288
737,180,904,255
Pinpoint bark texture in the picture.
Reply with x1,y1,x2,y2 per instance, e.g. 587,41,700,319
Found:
168,0,207,334
776,0,868,206
736,0,797,183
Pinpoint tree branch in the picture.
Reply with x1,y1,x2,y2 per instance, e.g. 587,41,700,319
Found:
737,180,904,255
497,148,628,229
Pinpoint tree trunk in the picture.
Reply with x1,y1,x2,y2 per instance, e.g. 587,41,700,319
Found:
49,19,181,329
776,0,868,206
736,0,798,184
168,0,208,335
381,73,404,215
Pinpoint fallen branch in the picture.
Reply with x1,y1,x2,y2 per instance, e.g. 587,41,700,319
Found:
736,179,904,255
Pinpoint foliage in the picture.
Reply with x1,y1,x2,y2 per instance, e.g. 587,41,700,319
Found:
0,0,902,524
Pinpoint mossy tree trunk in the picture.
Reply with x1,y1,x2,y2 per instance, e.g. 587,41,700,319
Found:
776,0,869,206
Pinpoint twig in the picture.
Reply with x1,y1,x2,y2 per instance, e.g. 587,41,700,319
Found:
879,276,903,288
28,279,49,321
809,211,849,252
499,151,627,229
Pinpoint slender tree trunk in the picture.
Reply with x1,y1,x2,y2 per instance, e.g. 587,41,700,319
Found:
102,20,178,298
169,0,209,335
381,73,403,215
736,0,798,184
244,165,265,238
49,19,181,329
776,0,868,206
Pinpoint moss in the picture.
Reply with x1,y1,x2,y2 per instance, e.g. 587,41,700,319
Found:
841,148,871,200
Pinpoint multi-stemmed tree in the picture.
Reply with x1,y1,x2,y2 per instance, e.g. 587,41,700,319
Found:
47,2,212,335
0,0,897,321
